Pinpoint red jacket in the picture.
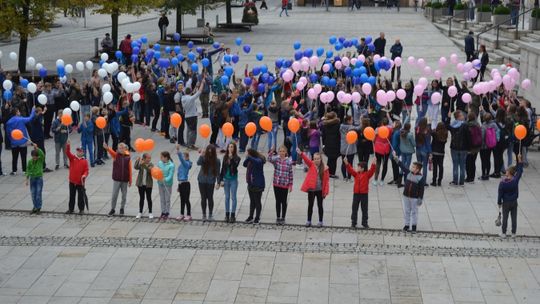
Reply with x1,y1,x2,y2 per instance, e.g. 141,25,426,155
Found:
282,0,288,6
374,126,393,155
346,163,376,194
66,143,89,185
300,153,330,198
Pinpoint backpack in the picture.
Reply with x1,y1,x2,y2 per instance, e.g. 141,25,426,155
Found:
485,127,497,149
469,125,482,148
495,123,509,147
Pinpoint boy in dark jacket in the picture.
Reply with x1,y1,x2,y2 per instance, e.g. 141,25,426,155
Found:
497,155,523,237
393,152,424,232
344,158,376,229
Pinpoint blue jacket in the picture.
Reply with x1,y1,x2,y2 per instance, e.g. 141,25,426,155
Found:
391,128,401,156
6,108,35,147
29,114,45,142
78,119,94,143
177,152,192,181
111,108,127,136
498,163,523,204
158,160,175,186
238,102,254,128
244,156,265,189
416,131,432,155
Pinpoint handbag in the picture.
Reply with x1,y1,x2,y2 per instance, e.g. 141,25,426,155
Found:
495,212,501,226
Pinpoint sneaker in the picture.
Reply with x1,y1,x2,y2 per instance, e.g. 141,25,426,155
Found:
499,233,506,238
253,218,260,224
79,210,84,215
317,221,323,227
162,214,169,220
403,225,409,232
184,215,192,221
362,224,370,229
64,165,69,169
379,180,384,186
31,208,37,214
449,181,459,186
9,172,16,176
202,215,207,222
136,213,142,219
208,215,214,221
372,180,378,186
351,223,357,228
108,209,115,217
35,208,41,214
490,173,501,178
65,210,74,214
511,233,516,238
44,168,53,173
245,217,254,224
305,221,312,227
387,180,396,185
148,213,154,219
55,165,59,170
119,208,124,216
276,218,281,225
176,215,185,221
430,182,437,187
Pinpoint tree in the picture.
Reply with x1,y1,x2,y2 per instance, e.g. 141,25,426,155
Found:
161,0,221,35
0,0,56,72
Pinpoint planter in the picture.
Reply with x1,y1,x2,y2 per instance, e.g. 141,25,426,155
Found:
424,7,431,18
476,11,492,23
492,14,511,25
196,18,205,28
453,9,466,20
442,8,451,16
432,8,443,18
530,18,540,30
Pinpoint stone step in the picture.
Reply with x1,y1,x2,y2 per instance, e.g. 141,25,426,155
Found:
520,36,538,43
493,49,520,66
507,42,521,50
499,44,519,54
449,37,504,64
526,33,540,40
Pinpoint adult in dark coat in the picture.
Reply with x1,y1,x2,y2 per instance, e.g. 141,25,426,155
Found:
321,112,341,178
464,31,475,62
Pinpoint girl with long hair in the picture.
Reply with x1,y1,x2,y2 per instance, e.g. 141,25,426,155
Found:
197,144,221,221
218,142,241,223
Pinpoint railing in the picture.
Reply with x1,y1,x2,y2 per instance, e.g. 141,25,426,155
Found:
448,9,469,37
476,7,534,50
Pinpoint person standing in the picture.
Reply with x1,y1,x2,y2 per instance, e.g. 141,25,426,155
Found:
134,153,154,219
176,145,192,221
393,152,425,233
65,141,89,214
182,81,204,150
157,151,175,220
197,144,221,221
497,155,523,238
298,149,329,227
478,44,489,82
100,33,113,57
447,110,470,186
52,110,69,170
373,32,386,56
26,144,45,214
464,31,475,62
158,13,169,41
280,0,290,17
105,143,132,216
119,34,133,65
78,113,95,167
218,143,241,223
268,145,294,225
260,0,268,9
244,149,266,224
430,122,448,186
198,71,212,118
6,106,35,175
344,158,376,228
29,106,52,172
390,39,403,82
321,112,340,178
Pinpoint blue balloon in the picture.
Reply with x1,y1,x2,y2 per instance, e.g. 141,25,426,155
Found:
309,73,318,83
173,32,181,41
335,43,343,51
115,51,122,59
235,37,242,46
147,49,155,57
275,59,283,68
153,52,161,59
353,77,361,86
133,47,140,55
224,54,231,63
266,76,275,85
171,57,179,66
360,74,368,84
293,41,301,50
20,79,29,88
252,67,261,76
368,44,375,52
131,41,138,49
201,58,210,67
359,66,367,74
39,68,47,78
221,75,229,86
356,61,364,68
244,77,252,86
294,51,302,61
343,41,351,48
366,36,373,44
231,55,239,64
351,38,359,46
177,54,184,61
329,78,337,87
368,76,376,86
187,41,194,49
159,58,171,68
191,63,198,72
196,47,203,54
344,67,352,77
188,52,196,61
256,52,264,61
303,48,313,58
338,37,346,43
316,47,325,56
284,60,292,68
165,46,171,54
321,76,330,86
213,42,220,49
224,66,234,77
326,50,333,58
141,36,148,44
260,65,268,74
131,54,139,63
257,83,265,93
3,90,13,101
243,45,251,54
153,44,161,51
57,66,65,77
333,56,341,62
261,73,269,83
352,68,361,77
374,61,381,72
329,36,337,45
174,46,181,54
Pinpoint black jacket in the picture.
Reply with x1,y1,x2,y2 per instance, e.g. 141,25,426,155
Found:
218,155,241,183
397,158,425,199
322,118,341,158
464,35,475,53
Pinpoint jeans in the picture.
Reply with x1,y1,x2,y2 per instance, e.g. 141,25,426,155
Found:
351,193,368,226
186,116,198,146
274,186,289,219
55,142,67,167
178,182,191,216
279,7,289,17
501,201,518,234
200,93,209,117
307,190,324,222
250,133,261,151
267,122,279,151
432,154,444,184
199,182,215,216
111,181,128,210
416,151,429,183
159,184,172,215
451,149,467,184
401,153,413,171
30,177,43,209
402,196,419,228
223,178,238,213
133,101,141,122
82,140,94,165
493,144,505,175
137,186,153,213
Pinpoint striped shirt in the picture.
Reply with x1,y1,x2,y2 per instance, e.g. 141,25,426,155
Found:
268,155,294,189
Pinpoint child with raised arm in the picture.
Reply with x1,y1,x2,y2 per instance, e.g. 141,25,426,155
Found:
176,145,193,221
344,157,376,228
297,148,329,227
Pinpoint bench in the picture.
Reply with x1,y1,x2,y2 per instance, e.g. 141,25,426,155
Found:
166,33,212,44
216,22,256,32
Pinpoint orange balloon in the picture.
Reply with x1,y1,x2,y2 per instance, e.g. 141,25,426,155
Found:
61,114,72,126
11,129,24,141
245,122,257,137
170,113,182,128
288,117,300,133
363,127,375,141
346,130,358,145
151,167,164,180
514,124,527,140
378,126,390,140
144,139,155,151
536,119,540,131
95,116,107,129
259,116,272,132
199,124,211,138
134,138,145,152
222,122,234,138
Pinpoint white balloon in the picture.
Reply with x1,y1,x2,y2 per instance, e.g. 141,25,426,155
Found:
132,93,141,102
2,80,13,90
9,52,17,61
105,63,115,74
101,83,111,93
85,61,93,70
0,50,2,59
133,82,141,92
110,62,119,72
76,61,84,71
63,108,72,116
27,57,36,67
56,59,65,67
65,64,73,74
38,94,47,105
101,53,109,61
126,83,134,93
121,78,130,89
70,101,80,112
60,76,67,83
103,92,113,104
117,72,127,82
27,82,37,94
98,68,107,78
35,63,43,70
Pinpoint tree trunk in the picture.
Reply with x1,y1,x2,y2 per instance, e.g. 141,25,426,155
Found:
18,2,30,73
226,0,232,24
111,10,119,50
176,3,182,34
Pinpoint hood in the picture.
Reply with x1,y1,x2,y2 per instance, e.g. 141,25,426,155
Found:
323,117,340,126
450,120,464,128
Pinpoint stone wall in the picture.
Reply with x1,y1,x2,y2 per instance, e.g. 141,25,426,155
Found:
519,43,540,109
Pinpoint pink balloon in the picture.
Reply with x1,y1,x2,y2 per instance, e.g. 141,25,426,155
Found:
361,83,371,95
396,89,406,100
341,57,350,67
351,92,361,103
299,76,308,84
521,79,531,90
292,61,301,73
301,61,310,72
418,77,428,88
373,54,381,62
350,58,357,66
473,84,482,95
334,61,342,70
320,92,328,103
358,54,366,63
462,93,472,104
314,84,322,94
407,56,415,66
308,88,317,99
282,70,294,82
414,85,424,96
456,63,464,73
464,62,473,72
394,57,402,67
438,57,447,68
502,74,513,90
448,85,457,97
327,91,335,102
343,94,352,104
431,92,442,104
337,90,346,102
463,72,471,81
423,66,432,76
450,53,458,64
386,90,396,103
468,69,478,78
376,90,386,105
322,64,330,73
417,58,425,68
296,81,306,91
309,56,319,68
434,70,442,79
